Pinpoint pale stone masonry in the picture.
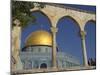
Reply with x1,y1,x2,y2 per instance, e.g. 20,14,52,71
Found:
12,3,96,72
30,3,95,67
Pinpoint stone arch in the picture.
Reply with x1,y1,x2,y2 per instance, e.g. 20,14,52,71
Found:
40,63,47,68
84,19,96,34
84,19,96,28
82,15,96,31
84,20,96,63
31,10,52,27
57,15,81,30
56,15,82,62
23,10,53,47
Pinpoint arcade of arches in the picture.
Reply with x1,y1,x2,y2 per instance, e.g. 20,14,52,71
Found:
12,3,96,70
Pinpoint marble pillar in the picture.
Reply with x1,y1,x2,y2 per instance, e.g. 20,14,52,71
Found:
80,31,88,67
51,27,58,68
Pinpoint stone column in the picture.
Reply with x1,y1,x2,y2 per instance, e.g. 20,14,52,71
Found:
12,19,23,70
80,31,88,67
51,27,58,68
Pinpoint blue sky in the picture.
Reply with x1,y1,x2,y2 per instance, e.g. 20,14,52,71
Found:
21,4,96,64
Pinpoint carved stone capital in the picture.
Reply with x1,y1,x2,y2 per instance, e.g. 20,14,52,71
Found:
51,27,58,33
80,31,86,40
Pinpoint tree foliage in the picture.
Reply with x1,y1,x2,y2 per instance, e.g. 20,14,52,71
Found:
12,1,45,28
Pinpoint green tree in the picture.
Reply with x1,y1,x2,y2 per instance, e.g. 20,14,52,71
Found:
12,1,45,28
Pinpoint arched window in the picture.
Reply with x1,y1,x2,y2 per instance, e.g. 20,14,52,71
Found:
40,63,47,68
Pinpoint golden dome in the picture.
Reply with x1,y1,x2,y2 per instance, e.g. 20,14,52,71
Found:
25,30,52,46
